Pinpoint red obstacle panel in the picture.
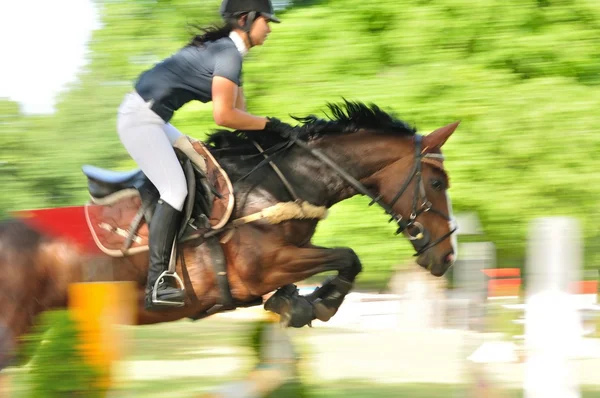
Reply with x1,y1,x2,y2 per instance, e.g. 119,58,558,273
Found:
487,278,522,297
482,268,521,278
12,206,101,254
569,280,598,295
482,268,522,297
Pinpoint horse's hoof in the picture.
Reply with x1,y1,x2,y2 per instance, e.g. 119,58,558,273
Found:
264,284,298,315
279,310,292,328
284,296,315,328
264,285,315,328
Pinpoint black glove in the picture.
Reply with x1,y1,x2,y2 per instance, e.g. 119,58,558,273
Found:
265,117,302,140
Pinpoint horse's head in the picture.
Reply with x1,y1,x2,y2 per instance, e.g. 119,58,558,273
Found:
367,121,459,277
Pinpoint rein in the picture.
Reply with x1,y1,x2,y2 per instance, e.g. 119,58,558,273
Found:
241,135,456,256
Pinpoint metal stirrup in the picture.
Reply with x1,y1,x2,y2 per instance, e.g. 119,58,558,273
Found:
152,239,185,307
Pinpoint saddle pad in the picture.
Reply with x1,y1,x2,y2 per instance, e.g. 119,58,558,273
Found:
85,189,150,257
84,141,235,257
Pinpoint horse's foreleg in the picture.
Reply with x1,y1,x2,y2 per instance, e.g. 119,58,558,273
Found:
303,246,363,323
261,245,362,327
0,298,36,371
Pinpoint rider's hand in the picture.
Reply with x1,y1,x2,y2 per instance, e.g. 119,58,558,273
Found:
265,117,303,140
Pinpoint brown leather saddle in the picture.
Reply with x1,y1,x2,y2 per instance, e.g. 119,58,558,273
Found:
82,138,234,257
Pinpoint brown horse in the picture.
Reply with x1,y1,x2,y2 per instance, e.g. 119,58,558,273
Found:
0,101,459,370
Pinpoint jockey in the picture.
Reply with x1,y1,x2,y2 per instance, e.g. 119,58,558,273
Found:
116,0,302,310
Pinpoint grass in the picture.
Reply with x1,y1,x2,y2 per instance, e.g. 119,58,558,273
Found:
117,379,467,397
7,313,600,397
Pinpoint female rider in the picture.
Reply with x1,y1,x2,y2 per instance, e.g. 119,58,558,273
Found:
117,0,300,310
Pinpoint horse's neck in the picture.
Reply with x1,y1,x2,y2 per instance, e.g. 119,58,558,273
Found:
298,137,400,207
221,146,349,207
219,135,403,208
283,147,350,206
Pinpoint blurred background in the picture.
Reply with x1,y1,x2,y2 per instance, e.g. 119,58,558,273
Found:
2,0,600,397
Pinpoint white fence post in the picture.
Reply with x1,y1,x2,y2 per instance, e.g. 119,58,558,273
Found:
453,212,492,332
524,217,583,398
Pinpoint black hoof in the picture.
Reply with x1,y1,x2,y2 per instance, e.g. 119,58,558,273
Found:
284,295,315,328
264,285,316,328
264,284,298,314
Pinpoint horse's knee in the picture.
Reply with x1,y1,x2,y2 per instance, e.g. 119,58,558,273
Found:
350,249,363,275
341,248,362,280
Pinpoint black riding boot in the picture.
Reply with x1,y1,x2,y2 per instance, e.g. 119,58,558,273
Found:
144,199,186,310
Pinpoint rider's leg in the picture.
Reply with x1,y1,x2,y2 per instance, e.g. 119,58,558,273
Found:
163,123,207,173
162,122,184,145
117,93,188,309
145,199,185,308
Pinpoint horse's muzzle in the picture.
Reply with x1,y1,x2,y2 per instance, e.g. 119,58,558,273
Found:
416,252,431,269
416,250,454,277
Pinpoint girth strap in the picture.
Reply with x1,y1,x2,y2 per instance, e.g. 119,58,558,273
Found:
205,236,235,315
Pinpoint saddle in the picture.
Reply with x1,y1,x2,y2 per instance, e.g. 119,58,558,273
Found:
82,137,234,257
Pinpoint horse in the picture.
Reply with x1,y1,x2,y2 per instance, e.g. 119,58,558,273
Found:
0,100,459,371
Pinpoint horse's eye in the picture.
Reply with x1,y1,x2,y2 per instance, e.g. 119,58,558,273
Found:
431,179,444,191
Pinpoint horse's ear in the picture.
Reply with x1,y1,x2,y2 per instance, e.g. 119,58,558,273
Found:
422,121,460,151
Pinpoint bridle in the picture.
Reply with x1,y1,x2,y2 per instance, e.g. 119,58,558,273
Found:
370,134,457,256
248,134,457,257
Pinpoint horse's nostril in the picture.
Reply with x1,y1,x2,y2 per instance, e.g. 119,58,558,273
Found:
444,252,454,266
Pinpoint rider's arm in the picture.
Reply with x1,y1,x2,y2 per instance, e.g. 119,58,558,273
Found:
212,49,267,130
235,86,246,112
212,77,267,130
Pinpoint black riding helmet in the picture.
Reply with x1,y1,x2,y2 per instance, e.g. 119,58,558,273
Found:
220,0,281,35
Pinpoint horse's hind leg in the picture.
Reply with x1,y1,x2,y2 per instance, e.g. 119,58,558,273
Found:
0,325,17,398
0,266,24,371
258,244,362,327
0,290,35,374
0,219,60,371
0,283,42,371
0,320,15,371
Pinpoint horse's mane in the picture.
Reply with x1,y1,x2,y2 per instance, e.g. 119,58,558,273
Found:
203,100,417,152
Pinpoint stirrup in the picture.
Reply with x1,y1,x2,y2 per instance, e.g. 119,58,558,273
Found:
151,270,185,307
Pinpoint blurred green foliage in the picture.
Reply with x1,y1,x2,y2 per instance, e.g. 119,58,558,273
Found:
2,0,600,286
20,310,105,397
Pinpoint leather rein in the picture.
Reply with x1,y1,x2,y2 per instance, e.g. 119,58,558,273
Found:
247,134,457,256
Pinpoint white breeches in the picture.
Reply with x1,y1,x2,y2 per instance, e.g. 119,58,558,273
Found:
116,91,187,211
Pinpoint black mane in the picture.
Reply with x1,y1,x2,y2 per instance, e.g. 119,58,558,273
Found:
204,100,417,153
